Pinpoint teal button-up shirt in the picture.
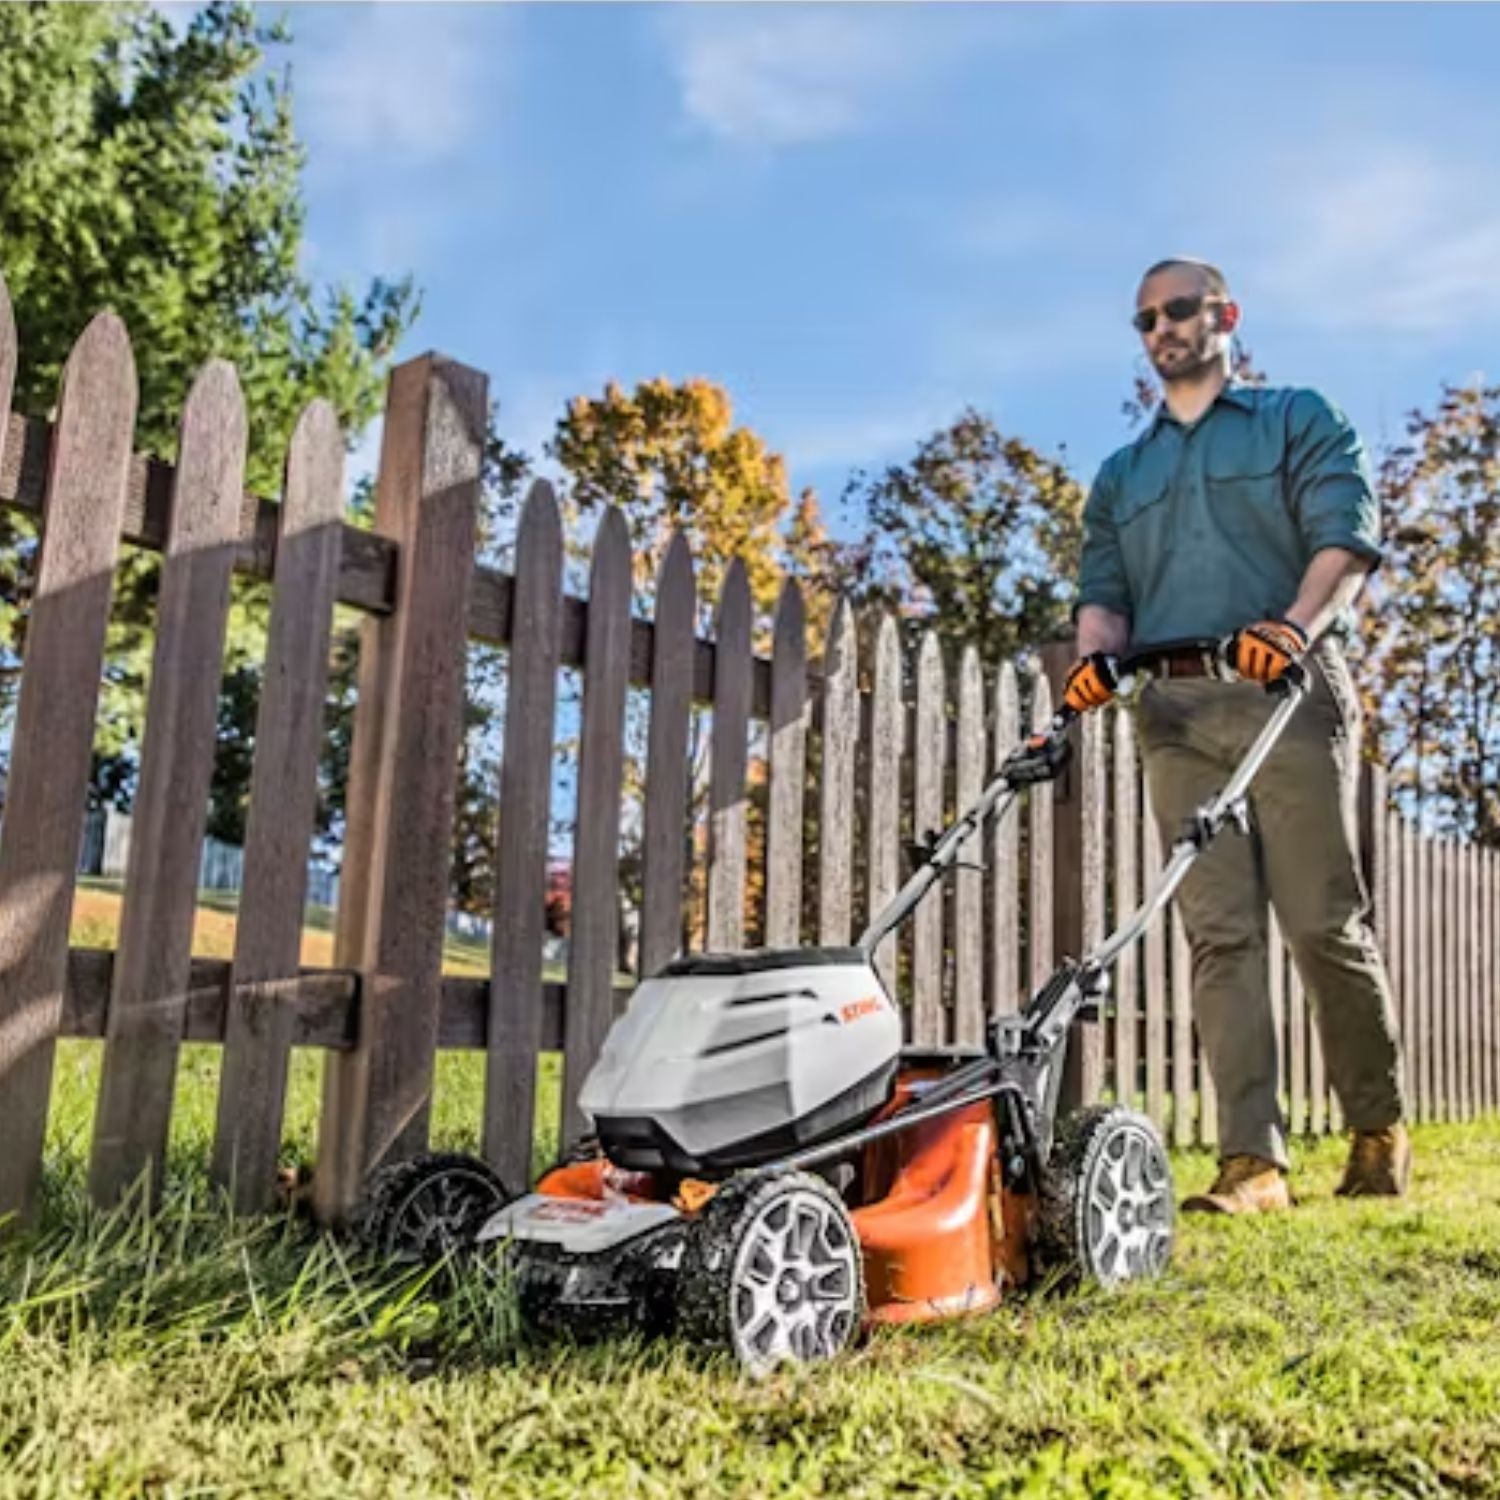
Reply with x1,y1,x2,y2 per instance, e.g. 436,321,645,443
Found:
1075,384,1382,648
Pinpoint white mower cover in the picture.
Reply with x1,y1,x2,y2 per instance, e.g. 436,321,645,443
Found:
477,1195,680,1253
579,954,901,1165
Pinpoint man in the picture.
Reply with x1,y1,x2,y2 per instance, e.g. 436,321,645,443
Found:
1067,256,1409,1213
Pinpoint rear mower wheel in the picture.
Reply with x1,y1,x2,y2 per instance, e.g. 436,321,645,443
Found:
1037,1106,1174,1288
351,1152,512,1265
678,1170,864,1376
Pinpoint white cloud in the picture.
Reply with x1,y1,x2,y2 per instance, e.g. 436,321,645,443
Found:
661,7,959,148
1239,140,1500,338
295,5,498,165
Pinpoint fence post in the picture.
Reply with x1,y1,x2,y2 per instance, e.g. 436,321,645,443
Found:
314,354,486,1223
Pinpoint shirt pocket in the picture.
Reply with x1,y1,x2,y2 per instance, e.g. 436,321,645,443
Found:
1205,436,1287,548
1115,474,1172,562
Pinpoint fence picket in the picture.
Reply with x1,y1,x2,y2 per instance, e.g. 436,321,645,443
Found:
954,647,984,1046
1028,672,1055,996
818,598,858,945
638,535,696,978
765,579,808,950
989,664,1021,1017
1171,904,1194,1149
1268,909,1287,1125
1078,710,1107,1105
1289,959,1308,1137
208,399,344,1210
314,356,486,1220
0,313,137,1223
482,482,564,1190
706,560,752,952
1309,990,1328,1137
1143,786,1167,1131
90,363,248,1208
1418,832,1433,1123
912,632,946,1045
560,508,633,1146
868,614,903,995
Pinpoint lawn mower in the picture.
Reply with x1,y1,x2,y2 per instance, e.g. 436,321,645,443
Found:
353,640,1310,1375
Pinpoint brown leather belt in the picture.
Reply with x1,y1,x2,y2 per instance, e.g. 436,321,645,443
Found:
1142,647,1218,680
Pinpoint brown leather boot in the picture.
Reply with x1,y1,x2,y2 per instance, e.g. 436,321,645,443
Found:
1181,1155,1291,1215
1335,1124,1411,1197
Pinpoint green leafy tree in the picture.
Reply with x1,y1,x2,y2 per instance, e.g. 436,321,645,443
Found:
1359,381,1500,843
838,409,1085,669
0,0,417,826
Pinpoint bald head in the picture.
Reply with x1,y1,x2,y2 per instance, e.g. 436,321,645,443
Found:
1138,257,1230,300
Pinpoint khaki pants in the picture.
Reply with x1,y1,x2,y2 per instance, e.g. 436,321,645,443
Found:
1132,646,1407,1167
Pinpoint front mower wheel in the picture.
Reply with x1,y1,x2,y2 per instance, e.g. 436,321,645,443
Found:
1037,1106,1174,1288
351,1152,512,1264
678,1170,864,1376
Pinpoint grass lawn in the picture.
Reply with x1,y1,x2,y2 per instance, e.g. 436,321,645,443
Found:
9,887,1498,1495
7,1036,1500,1500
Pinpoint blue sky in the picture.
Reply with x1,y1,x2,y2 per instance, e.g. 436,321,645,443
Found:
230,2,1500,526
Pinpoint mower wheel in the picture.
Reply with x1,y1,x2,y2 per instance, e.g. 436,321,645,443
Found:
350,1152,512,1265
678,1170,864,1377
1037,1106,1174,1288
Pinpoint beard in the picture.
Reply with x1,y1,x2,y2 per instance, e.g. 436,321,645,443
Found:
1150,333,1220,384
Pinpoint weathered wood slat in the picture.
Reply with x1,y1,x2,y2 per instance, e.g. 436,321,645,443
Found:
90,362,249,1208
1288,953,1307,1137
990,663,1021,1018
1456,843,1468,1121
1028,672,1055,996
1113,711,1139,1108
911,632,946,1045
1386,810,1404,1104
0,312,137,1224
1171,902,1194,1149
1485,849,1496,1115
1417,831,1432,1123
765,579,808,949
1076,710,1107,1105
211,402,346,1212
1308,986,1327,1137
1441,840,1454,1120
867,614,903,996
482,482,564,1189
1268,909,1286,1122
1142,785,1167,1130
1399,819,1416,1113
706,560,752,952
559,507,633,1146
818,599,858,946
58,950,645,1055
315,356,487,1221
954,648,985,1046
0,409,394,619
638,535,696,977
1467,843,1480,1120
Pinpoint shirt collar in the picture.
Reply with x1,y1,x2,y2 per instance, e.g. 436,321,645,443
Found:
1147,378,1255,435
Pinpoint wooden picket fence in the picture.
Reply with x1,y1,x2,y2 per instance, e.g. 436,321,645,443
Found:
0,277,1494,1228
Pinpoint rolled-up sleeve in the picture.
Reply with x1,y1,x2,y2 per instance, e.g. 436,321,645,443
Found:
1285,389,1382,568
1073,461,1133,620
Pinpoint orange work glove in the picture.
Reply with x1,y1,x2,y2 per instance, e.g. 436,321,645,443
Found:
1062,652,1121,714
1222,619,1308,683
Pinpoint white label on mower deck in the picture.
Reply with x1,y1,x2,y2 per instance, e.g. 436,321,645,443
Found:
477,1194,681,1253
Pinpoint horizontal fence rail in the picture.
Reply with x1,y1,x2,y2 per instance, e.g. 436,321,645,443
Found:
0,270,1493,1227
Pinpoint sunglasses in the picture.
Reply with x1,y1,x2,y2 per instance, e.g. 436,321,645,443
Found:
1132,294,1218,335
